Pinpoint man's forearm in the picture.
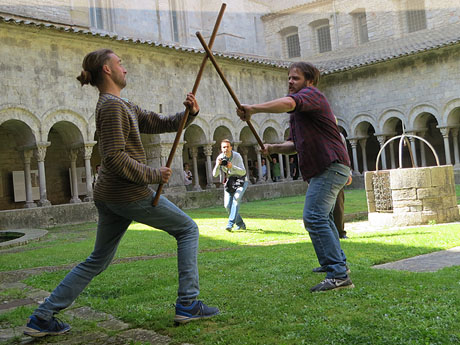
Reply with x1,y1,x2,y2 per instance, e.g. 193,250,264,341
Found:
269,141,296,155
250,97,296,114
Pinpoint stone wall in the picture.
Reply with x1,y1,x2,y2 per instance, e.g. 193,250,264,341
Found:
365,165,460,227
0,180,307,230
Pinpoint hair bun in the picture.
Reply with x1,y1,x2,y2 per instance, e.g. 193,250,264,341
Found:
76,70,92,86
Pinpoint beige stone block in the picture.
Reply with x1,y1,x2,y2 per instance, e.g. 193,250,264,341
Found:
409,205,423,212
366,190,375,203
395,212,422,226
393,206,410,213
392,188,416,201
416,187,439,199
364,171,375,191
393,199,422,209
367,201,376,213
430,166,447,187
422,198,442,211
421,210,438,223
390,168,431,189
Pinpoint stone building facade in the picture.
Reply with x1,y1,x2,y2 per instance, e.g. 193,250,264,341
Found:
1,0,460,211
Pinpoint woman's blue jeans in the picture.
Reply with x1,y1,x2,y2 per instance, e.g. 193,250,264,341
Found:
34,193,199,320
224,181,248,228
303,163,350,279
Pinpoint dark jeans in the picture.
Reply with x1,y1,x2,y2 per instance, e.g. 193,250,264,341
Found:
333,188,346,238
303,163,350,279
34,193,200,320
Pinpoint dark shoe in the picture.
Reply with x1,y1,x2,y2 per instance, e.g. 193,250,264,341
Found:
312,265,350,274
310,276,354,292
24,315,71,337
174,300,220,324
340,235,349,239
225,226,233,232
236,223,246,230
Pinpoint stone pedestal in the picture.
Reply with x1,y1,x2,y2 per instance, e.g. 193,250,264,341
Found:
365,165,460,227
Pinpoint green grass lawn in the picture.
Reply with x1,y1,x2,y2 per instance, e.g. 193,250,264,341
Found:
1,189,460,345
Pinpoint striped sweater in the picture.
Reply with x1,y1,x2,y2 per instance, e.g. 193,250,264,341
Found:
93,93,196,203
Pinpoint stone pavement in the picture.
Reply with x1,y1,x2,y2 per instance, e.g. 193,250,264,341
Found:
2,220,460,344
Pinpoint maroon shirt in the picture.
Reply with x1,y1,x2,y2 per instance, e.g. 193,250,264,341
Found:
287,86,350,180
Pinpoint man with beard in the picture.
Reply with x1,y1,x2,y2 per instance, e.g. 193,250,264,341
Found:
24,49,219,337
236,62,353,292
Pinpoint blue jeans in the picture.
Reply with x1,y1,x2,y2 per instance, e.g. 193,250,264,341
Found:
224,181,248,228
303,163,350,279
34,193,199,321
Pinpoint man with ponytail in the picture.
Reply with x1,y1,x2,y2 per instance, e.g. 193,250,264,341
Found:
24,49,219,337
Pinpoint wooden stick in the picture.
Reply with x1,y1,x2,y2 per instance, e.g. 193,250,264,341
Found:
153,3,226,206
195,31,271,162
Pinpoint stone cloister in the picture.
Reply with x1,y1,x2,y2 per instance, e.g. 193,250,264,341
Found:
1,11,460,211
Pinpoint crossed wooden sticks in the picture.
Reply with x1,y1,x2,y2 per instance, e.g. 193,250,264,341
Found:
153,3,226,206
154,3,268,206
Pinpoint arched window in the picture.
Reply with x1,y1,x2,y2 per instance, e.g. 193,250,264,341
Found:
406,0,427,32
286,33,300,58
310,19,332,54
89,0,114,32
316,24,332,53
352,10,369,44
279,26,301,59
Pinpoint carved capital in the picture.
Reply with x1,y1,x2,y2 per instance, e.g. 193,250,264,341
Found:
203,144,213,157
190,146,199,157
34,142,50,162
439,127,450,138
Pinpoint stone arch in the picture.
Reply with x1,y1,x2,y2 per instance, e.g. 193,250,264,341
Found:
260,119,283,142
336,117,350,136
443,98,460,127
350,113,377,136
184,124,207,146
378,109,406,134
238,126,258,145
407,103,440,129
283,127,290,141
0,105,40,143
42,109,89,143
210,116,237,142
262,126,279,143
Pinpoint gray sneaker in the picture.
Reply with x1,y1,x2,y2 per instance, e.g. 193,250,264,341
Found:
310,276,354,292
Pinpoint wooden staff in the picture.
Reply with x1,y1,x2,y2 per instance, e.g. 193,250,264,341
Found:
195,31,271,162
153,3,227,206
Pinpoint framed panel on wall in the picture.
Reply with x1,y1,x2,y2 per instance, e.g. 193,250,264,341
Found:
12,170,40,202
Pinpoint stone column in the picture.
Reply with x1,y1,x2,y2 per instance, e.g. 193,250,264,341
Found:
418,131,427,167
389,140,396,169
23,149,37,208
278,153,285,180
82,143,96,201
451,128,460,168
34,142,51,207
349,139,360,174
69,149,82,204
266,157,273,183
359,138,368,172
203,143,216,189
190,146,202,191
254,144,263,184
240,146,249,174
407,135,418,167
439,127,452,165
376,135,387,170
284,154,292,180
